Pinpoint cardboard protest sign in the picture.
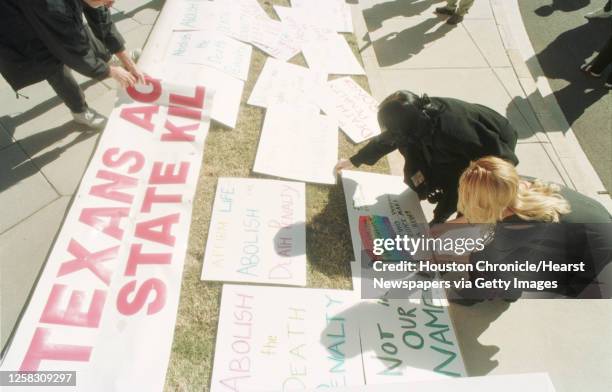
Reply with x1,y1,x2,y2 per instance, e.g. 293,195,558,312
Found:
211,285,365,391
166,31,252,81
249,17,302,61
340,170,427,263
302,34,365,76
294,373,556,392
201,178,307,286
319,77,381,144
253,105,338,185
290,0,353,33
349,262,467,384
248,58,327,108
0,78,214,391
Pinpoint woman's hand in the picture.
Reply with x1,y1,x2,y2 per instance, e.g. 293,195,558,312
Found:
114,50,146,84
109,65,136,88
334,158,354,174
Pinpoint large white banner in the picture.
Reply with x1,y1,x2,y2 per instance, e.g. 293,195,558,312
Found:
166,31,252,81
0,78,215,391
211,285,365,391
201,178,307,286
248,58,327,108
253,105,338,185
319,77,381,144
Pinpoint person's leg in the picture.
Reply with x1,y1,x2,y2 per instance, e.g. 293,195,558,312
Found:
456,0,476,15
46,65,87,114
590,36,612,75
436,0,458,15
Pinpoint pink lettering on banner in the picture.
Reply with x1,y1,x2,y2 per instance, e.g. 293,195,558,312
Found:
140,187,182,213
169,86,205,108
120,106,160,132
57,240,119,286
162,120,199,142
102,148,145,173
116,278,166,316
79,207,130,240
124,244,171,276
40,284,106,328
135,213,180,246
126,76,162,103
150,162,190,184
20,328,92,371
89,170,138,204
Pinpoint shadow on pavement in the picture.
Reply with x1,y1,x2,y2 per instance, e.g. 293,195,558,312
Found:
110,0,164,24
534,0,591,17
369,17,456,67
363,0,445,31
525,19,610,131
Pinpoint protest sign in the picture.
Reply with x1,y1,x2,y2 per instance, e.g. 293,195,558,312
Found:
173,1,253,43
253,105,338,185
340,170,427,263
249,17,302,61
248,58,327,108
211,285,365,391
290,0,353,33
349,262,467,383
302,34,365,76
319,77,381,144
0,78,214,391
294,373,556,392
201,178,307,286
166,31,252,81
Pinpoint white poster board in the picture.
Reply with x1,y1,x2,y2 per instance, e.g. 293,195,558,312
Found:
349,262,467,383
0,79,214,391
248,58,327,108
249,17,302,62
166,31,252,81
293,373,557,392
340,170,426,263
173,1,253,43
302,34,365,76
290,0,353,33
201,178,307,286
319,77,381,144
253,105,338,185
211,285,365,391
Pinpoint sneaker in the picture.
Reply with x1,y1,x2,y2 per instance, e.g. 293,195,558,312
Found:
72,108,107,129
446,13,464,24
605,82,612,88
585,9,612,19
435,6,456,16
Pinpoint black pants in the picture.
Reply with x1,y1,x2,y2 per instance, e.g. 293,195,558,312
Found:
590,34,612,82
46,65,87,113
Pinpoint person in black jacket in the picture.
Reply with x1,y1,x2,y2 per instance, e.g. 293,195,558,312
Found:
335,90,519,224
0,0,144,129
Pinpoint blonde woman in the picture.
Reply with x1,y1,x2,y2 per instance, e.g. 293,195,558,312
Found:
444,156,611,302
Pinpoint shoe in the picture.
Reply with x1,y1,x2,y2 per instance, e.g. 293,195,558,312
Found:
446,13,464,24
435,6,456,16
605,82,612,89
585,9,612,19
580,63,602,78
72,108,107,129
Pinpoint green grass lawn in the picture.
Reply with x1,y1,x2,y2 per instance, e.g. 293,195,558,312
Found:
164,2,390,390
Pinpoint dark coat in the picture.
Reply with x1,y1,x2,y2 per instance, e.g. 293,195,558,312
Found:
350,96,519,223
0,0,125,91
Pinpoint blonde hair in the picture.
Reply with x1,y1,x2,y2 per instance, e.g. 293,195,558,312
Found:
457,156,571,223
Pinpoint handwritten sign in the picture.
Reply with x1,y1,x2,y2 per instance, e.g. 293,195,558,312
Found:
319,77,381,143
166,31,252,81
173,1,253,43
302,34,365,76
296,373,557,392
249,16,302,61
0,78,214,391
254,104,338,185
248,58,327,108
211,285,365,391
349,261,467,384
201,178,307,286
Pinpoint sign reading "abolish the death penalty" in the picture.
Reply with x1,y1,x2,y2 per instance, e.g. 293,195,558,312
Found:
0,78,214,391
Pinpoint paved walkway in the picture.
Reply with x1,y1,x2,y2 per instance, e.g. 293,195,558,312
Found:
0,0,163,351
350,1,611,391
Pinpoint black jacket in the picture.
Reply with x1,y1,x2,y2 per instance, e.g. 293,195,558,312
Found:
0,0,125,91
350,96,519,222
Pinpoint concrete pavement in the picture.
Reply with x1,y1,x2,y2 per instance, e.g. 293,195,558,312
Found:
350,1,611,391
0,0,162,352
